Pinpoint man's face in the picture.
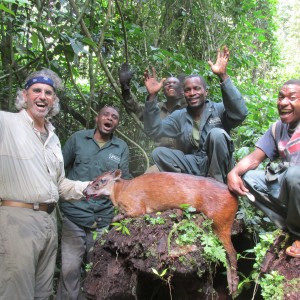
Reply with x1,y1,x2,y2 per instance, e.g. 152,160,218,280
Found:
277,84,300,128
184,77,208,108
163,77,183,99
22,83,56,120
96,107,120,136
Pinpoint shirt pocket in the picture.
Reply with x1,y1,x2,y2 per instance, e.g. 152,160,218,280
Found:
52,143,64,163
74,155,92,179
49,143,64,174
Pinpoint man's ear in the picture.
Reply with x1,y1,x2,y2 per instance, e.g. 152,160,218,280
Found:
22,89,27,102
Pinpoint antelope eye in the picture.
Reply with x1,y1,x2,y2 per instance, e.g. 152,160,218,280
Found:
100,179,107,184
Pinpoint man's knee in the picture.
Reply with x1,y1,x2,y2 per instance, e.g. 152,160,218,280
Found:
208,128,227,141
243,169,256,181
151,147,169,161
208,128,232,148
61,258,82,276
60,244,84,274
242,170,263,188
206,128,233,155
284,166,300,186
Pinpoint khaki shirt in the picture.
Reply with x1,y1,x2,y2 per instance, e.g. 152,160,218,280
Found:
0,110,88,203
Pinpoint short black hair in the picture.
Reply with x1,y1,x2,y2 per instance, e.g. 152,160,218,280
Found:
99,105,120,117
184,74,207,90
282,79,300,87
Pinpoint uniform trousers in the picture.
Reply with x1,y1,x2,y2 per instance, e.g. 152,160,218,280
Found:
56,216,104,300
243,166,300,238
151,128,234,183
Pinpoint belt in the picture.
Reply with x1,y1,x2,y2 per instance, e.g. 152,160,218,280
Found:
0,200,56,214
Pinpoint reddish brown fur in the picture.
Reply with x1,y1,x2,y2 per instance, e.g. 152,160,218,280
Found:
84,170,239,294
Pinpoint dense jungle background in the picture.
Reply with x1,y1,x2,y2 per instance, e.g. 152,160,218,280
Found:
1,0,300,299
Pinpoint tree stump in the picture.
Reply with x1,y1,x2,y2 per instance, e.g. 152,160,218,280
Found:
84,209,242,300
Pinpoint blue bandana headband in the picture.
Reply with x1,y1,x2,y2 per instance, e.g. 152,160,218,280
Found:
25,76,55,90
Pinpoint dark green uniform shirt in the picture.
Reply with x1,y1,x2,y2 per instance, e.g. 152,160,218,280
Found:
59,129,131,229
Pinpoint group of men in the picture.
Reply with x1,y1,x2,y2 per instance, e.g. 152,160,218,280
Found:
1,45,300,300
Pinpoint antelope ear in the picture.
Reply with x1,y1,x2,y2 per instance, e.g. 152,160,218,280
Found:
114,169,122,180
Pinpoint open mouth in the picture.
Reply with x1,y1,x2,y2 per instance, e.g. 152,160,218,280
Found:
279,109,294,123
103,122,113,130
83,191,97,199
279,109,293,116
280,109,292,114
35,101,48,110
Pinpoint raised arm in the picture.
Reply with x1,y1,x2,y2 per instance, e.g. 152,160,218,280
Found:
208,46,248,128
208,46,230,82
144,67,166,101
119,63,145,121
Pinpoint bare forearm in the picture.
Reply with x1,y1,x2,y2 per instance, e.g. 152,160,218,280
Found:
233,154,262,177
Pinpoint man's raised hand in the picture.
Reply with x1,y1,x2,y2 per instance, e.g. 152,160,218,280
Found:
144,67,166,100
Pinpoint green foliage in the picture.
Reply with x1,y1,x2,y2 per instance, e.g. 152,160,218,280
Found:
175,220,201,246
199,219,227,268
168,213,178,219
92,227,109,241
92,230,99,241
111,219,131,235
144,213,166,225
85,262,93,273
179,203,197,220
260,271,284,300
236,196,277,237
168,208,227,268
151,266,172,294
251,232,277,269
238,230,286,298
151,267,168,279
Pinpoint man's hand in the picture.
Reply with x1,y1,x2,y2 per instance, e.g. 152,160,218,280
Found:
144,67,165,101
208,46,230,82
227,170,249,197
119,63,134,90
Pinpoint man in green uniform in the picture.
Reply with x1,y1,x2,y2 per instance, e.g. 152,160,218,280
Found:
144,46,248,183
57,106,131,300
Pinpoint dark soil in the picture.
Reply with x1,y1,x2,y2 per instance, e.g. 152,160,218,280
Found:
84,211,300,300
259,234,300,300
84,209,242,300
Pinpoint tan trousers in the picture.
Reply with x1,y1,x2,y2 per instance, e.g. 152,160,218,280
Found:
0,206,57,300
